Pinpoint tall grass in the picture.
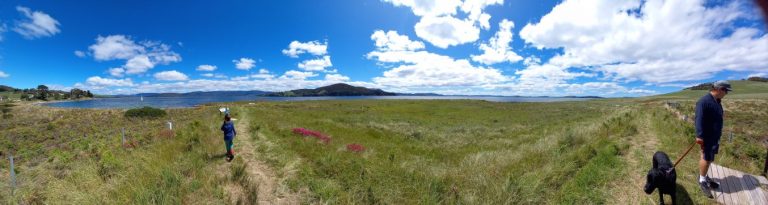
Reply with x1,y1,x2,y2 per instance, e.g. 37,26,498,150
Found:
242,100,636,204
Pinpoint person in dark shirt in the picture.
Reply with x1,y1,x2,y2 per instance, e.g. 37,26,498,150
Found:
695,80,731,198
221,114,236,162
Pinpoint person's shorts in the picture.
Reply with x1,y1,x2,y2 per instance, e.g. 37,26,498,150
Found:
702,144,719,162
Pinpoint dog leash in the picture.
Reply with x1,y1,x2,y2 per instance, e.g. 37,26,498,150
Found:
673,141,697,169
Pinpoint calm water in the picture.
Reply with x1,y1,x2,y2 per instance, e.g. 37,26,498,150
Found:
44,95,595,109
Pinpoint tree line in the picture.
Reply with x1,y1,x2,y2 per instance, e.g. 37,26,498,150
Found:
1,85,94,101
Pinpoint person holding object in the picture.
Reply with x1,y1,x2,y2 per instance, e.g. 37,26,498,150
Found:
695,80,732,198
221,113,236,162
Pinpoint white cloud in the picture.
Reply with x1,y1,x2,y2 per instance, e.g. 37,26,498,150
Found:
519,0,768,83
201,73,227,79
13,6,60,39
280,70,318,80
382,0,461,17
282,41,328,57
298,56,333,71
74,50,86,58
414,16,480,48
154,70,189,81
231,75,250,81
371,30,425,51
108,67,125,77
0,71,9,78
382,0,503,48
471,19,523,65
196,64,217,71
251,69,275,79
87,35,181,75
460,0,504,29
523,56,541,66
86,76,134,87
124,55,153,74
325,74,350,82
367,30,508,87
233,58,255,70
89,35,145,61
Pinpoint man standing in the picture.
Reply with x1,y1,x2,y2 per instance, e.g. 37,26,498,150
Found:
695,80,732,198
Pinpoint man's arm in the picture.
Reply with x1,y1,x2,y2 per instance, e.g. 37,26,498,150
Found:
695,100,706,143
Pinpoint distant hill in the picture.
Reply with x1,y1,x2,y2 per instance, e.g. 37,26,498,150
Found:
265,83,396,97
133,90,270,98
653,80,768,99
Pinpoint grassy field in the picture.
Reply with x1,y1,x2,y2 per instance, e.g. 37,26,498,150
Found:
1,80,766,204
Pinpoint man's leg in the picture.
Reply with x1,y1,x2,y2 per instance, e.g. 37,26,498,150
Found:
699,152,714,198
699,152,710,180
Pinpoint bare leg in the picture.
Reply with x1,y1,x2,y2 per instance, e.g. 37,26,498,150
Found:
699,152,710,177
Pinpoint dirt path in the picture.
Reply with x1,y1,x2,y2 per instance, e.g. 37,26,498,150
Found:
606,106,660,205
219,110,300,204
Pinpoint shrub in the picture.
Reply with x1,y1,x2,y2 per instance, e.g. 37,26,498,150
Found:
124,106,167,118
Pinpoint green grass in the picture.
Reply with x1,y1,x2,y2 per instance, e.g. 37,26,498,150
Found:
2,81,766,204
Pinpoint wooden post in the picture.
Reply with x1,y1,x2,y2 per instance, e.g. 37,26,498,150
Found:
121,128,126,147
9,154,16,197
762,137,768,176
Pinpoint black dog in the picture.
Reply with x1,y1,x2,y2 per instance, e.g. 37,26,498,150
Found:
644,151,677,205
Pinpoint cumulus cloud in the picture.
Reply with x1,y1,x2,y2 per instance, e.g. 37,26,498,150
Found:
86,35,181,75
471,19,523,65
108,67,125,77
233,58,255,70
85,76,134,87
325,73,350,82
282,41,328,57
196,64,217,71
201,73,227,79
154,70,189,81
298,56,333,71
382,0,503,48
74,50,86,58
280,70,318,80
0,71,9,78
372,30,425,51
519,0,768,83
367,30,508,87
13,6,60,39
251,69,275,79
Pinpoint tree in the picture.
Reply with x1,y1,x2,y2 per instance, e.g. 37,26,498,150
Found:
70,88,85,99
86,90,94,98
35,85,49,101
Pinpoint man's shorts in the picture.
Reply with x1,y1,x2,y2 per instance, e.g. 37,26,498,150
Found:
702,144,719,162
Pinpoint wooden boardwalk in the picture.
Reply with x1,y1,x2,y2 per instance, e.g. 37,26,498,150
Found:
709,163,768,205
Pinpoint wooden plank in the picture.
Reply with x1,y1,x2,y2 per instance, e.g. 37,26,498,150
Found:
729,167,752,205
745,174,768,205
713,164,729,204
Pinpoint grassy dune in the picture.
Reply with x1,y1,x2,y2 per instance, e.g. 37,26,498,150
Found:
1,80,766,204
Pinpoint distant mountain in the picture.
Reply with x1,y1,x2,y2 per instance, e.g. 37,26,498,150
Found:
133,90,270,98
265,83,396,97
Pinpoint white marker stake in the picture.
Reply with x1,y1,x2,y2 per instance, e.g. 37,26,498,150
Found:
10,155,16,196
167,121,173,130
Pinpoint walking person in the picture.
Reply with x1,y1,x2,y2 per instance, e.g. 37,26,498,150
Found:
695,80,732,198
221,114,236,162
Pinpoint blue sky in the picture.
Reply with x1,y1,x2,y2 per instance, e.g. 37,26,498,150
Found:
0,0,765,97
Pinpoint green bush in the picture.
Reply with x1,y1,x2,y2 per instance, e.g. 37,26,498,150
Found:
124,106,167,118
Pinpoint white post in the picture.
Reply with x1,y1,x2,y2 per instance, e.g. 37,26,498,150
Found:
9,154,16,197
729,131,734,143
121,128,126,146
167,121,173,130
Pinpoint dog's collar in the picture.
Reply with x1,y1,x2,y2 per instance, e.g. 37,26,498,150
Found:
663,167,674,175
